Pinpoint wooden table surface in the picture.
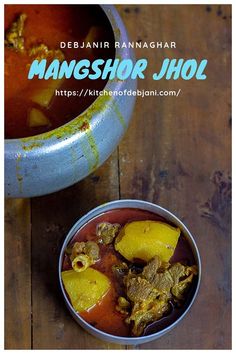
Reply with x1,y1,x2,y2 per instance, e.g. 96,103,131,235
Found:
5,5,231,349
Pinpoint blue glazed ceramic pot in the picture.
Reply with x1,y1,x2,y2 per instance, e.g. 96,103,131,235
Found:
5,5,137,198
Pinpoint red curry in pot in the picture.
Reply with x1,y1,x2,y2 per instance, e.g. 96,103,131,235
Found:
5,5,115,139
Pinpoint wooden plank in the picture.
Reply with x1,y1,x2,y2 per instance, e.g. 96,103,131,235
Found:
4,4,231,350
31,151,124,349
117,4,231,349
4,199,31,349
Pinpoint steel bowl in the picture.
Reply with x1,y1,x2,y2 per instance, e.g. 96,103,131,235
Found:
58,199,201,345
5,5,137,198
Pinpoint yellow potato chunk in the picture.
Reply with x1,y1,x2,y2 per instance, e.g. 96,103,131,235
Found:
61,268,110,312
31,78,64,107
115,220,180,263
28,108,51,128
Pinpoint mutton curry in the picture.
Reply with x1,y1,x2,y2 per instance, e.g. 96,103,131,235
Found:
61,208,198,337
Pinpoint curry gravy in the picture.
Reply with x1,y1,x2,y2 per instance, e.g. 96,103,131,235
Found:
62,208,197,337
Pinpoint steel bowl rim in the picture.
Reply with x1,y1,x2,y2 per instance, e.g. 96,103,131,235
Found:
58,199,201,344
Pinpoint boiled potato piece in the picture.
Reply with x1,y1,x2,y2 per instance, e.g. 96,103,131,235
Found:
115,220,180,263
28,108,51,128
31,78,64,107
61,268,110,312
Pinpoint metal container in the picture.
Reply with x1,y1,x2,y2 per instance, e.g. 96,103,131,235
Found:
58,199,201,345
5,5,137,198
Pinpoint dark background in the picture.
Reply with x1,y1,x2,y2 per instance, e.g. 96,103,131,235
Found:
5,5,231,349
